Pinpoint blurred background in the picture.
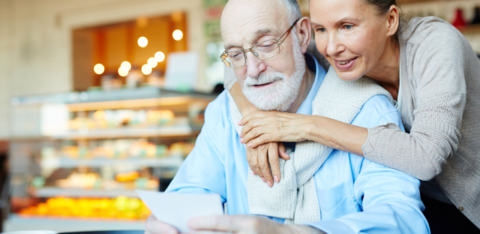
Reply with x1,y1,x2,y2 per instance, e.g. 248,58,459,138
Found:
0,0,479,232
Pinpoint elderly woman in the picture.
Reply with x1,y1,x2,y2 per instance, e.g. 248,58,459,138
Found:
227,0,480,233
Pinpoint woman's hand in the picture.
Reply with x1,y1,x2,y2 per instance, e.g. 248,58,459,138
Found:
240,111,314,148
246,142,289,186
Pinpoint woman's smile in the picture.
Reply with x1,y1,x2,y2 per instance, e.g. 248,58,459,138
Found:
333,57,358,70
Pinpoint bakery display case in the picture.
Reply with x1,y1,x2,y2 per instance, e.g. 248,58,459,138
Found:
7,87,215,229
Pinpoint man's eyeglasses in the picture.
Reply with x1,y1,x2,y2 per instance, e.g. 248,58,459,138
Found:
220,19,301,68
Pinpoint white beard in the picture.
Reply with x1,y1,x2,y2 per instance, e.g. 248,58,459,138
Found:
242,35,306,111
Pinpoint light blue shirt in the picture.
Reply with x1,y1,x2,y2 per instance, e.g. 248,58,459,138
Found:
167,55,430,234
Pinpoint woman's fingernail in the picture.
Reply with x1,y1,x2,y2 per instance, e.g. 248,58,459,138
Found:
252,171,256,175
248,143,253,147
261,177,266,183
274,176,279,183
240,138,244,143
238,120,242,125
267,181,272,187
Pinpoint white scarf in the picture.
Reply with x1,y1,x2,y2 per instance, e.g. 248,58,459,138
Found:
228,67,392,223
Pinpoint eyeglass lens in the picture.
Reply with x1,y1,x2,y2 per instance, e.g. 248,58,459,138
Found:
225,40,281,68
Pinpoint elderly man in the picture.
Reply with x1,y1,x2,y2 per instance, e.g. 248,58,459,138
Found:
146,0,430,233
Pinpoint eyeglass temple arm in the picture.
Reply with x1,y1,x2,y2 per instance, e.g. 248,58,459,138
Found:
278,18,301,45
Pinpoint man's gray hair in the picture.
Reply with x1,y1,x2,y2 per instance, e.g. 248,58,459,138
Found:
282,0,302,23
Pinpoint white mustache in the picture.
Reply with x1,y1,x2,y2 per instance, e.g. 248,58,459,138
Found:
244,72,286,87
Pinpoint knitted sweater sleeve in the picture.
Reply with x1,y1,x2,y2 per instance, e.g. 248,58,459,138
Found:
362,21,467,181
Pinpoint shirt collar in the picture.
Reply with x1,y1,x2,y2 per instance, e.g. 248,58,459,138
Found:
296,53,327,115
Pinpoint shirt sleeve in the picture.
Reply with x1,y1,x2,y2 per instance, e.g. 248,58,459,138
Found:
362,20,467,181
307,160,430,234
166,95,228,203
307,95,430,234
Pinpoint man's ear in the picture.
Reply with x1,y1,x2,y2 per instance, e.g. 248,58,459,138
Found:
295,17,312,54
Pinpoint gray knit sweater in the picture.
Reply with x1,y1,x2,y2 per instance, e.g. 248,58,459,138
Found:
361,17,480,228
222,16,480,228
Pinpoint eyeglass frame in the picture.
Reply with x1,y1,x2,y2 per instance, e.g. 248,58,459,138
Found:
220,18,301,68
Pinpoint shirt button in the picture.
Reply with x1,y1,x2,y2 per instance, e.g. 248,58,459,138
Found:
459,206,464,211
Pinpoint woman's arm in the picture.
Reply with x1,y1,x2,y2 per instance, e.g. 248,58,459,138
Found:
224,67,258,116
229,82,260,116
239,111,368,156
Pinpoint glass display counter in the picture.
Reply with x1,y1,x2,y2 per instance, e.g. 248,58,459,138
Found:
6,87,216,230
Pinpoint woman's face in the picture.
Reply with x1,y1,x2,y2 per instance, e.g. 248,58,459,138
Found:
310,0,391,81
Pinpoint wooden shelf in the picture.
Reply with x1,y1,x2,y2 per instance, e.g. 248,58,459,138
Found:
66,96,211,112
50,125,201,140
54,155,184,168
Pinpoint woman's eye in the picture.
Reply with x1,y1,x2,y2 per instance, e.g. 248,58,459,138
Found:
316,28,326,33
343,25,353,30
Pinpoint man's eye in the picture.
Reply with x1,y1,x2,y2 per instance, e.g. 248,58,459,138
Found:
259,43,275,48
343,25,353,30
229,52,242,60
316,28,326,33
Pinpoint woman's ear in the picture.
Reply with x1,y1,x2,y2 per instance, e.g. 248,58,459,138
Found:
386,5,400,37
295,17,312,54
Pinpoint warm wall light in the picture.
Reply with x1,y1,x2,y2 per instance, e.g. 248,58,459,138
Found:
121,61,131,71
136,16,148,28
94,64,105,75
118,67,129,77
173,30,183,41
142,64,152,75
155,52,165,62
138,37,148,48
147,57,158,68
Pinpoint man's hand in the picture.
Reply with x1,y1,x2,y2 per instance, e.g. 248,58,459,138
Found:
145,215,179,234
187,215,325,234
245,142,289,187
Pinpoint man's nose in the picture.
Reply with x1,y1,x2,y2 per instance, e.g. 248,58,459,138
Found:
245,52,267,79
326,33,346,56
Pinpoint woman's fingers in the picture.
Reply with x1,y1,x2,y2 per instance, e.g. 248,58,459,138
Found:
239,110,268,126
278,143,290,160
242,126,261,143
268,143,281,183
240,117,271,139
248,133,275,148
258,144,273,186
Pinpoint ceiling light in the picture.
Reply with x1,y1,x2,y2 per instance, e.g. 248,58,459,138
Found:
94,63,105,75
138,36,148,48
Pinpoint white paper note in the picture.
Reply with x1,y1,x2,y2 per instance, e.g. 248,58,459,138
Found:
136,190,223,233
